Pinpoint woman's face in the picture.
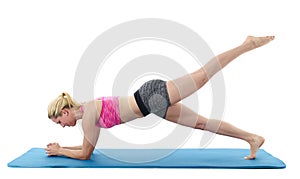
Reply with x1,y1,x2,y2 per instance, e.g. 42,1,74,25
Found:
51,109,76,127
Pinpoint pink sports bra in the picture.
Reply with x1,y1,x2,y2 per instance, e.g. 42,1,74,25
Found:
80,97,121,128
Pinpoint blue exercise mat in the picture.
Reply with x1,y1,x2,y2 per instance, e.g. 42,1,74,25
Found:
7,148,286,169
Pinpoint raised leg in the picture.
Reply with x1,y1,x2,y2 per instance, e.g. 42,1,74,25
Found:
165,103,264,159
166,36,275,105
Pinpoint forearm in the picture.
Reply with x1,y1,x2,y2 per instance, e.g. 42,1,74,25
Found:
62,145,82,150
58,148,91,160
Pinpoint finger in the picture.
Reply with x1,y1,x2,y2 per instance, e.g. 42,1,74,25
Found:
46,150,54,155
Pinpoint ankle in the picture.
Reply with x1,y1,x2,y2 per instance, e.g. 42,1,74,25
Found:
239,43,253,52
245,134,256,144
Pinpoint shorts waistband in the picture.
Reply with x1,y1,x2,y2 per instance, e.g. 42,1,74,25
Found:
134,90,150,116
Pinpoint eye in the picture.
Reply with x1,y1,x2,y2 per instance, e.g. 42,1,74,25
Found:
57,121,61,124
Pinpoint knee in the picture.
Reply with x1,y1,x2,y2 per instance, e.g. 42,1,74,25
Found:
195,118,207,130
199,69,209,85
192,69,209,89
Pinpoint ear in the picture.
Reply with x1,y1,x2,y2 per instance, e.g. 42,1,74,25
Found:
61,108,69,116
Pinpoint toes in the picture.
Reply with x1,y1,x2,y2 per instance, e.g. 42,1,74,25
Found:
244,156,256,160
266,36,275,40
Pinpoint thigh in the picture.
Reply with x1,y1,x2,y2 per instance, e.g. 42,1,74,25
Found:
165,103,208,129
166,72,202,105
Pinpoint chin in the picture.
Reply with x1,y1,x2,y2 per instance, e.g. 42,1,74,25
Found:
72,121,77,126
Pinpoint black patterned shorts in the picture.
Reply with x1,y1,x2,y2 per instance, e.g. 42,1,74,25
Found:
134,79,171,118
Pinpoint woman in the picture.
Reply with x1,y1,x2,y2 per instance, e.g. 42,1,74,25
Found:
46,35,275,160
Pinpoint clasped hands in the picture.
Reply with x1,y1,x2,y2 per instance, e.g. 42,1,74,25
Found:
45,143,61,156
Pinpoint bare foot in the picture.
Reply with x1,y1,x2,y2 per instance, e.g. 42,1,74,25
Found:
244,135,265,160
242,36,275,51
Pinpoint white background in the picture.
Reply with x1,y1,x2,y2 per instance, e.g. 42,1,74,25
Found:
0,0,299,178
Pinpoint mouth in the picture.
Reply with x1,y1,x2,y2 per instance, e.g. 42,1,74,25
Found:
69,121,76,127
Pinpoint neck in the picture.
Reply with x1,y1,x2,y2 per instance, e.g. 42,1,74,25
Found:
72,107,83,120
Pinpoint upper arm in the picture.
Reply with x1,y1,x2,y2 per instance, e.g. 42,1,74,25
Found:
81,101,101,159
81,135,97,160
81,125,100,160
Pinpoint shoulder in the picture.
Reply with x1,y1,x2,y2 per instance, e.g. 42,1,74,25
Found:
83,99,102,109
82,100,102,120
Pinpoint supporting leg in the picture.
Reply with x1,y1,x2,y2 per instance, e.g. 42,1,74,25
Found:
165,103,264,159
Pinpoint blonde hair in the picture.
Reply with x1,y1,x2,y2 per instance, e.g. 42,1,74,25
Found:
48,92,81,118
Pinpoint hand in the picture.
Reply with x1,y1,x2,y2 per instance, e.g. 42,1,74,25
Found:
45,143,61,156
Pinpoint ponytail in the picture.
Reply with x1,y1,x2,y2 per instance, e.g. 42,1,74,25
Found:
48,92,80,118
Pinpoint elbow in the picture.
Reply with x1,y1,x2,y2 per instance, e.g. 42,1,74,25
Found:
78,152,92,160
79,154,91,160
80,156,90,160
